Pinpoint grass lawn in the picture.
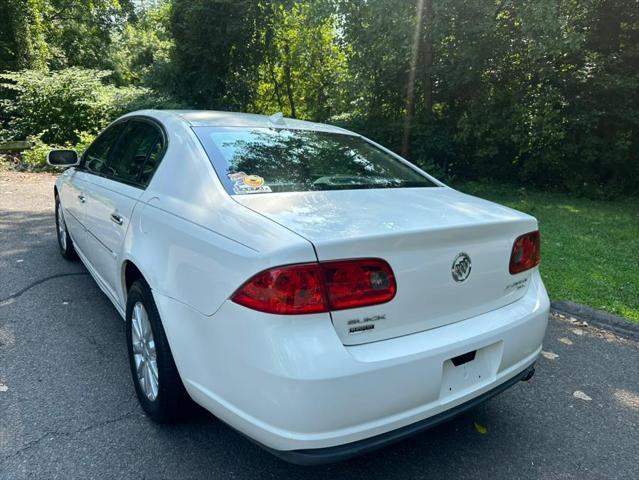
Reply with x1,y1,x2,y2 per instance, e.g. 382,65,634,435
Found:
457,182,639,323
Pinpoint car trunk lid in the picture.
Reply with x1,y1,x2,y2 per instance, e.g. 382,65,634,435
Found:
234,187,538,345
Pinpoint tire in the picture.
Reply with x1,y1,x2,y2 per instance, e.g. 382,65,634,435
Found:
55,195,78,260
126,279,190,423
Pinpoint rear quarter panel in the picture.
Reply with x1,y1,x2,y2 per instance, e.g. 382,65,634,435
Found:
119,111,317,315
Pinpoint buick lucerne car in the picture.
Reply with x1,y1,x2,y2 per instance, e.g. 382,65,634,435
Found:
48,110,549,464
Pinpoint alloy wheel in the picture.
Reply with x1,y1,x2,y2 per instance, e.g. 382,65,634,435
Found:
57,205,67,251
130,301,159,401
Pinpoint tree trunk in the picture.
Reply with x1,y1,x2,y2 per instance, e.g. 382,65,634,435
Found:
422,0,434,114
402,0,425,158
283,43,296,118
267,57,284,111
593,0,623,182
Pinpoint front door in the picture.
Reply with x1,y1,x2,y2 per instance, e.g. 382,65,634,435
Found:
58,168,87,251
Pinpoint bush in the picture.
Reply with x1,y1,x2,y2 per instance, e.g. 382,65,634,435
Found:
20,135,53,171
16,131,96,172
0,68,183,146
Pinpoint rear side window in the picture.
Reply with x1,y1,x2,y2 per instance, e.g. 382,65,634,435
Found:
139,138,164,185
193,127,436,195
83,122,126,175
107,120,163,186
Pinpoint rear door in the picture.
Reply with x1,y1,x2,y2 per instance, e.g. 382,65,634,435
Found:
82,119,165,303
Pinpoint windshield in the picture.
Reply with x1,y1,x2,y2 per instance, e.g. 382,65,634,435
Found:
193,127,437,194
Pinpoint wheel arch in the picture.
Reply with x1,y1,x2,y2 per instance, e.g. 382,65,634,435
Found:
122,258,152,304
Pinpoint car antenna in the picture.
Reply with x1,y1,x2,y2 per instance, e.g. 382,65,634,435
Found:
269,112,286,126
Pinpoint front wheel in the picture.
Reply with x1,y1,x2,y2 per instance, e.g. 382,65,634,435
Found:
126,279,190,423
55,196,77,260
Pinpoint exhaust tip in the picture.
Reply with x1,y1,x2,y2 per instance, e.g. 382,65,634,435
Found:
521,366,536,382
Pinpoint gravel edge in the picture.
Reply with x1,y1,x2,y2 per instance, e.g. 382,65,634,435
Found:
551,300,639,340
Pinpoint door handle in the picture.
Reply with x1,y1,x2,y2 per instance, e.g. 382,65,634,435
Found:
110,213,123,225
78,194,86,203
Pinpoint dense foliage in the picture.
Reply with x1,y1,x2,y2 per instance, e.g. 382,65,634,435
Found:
0,0,637,196
0,68,162,144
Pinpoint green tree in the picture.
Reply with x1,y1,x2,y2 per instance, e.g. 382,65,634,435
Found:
0,0,637,196
42,0,135,69
337,0,414,121
108,0,176,88
255,2,348,121
0,0,48,70
169,0,266,109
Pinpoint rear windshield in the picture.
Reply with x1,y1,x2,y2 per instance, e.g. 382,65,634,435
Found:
193,127,437,194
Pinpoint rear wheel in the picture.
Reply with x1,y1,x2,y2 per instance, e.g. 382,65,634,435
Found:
55,195,77,260
126,279,190,423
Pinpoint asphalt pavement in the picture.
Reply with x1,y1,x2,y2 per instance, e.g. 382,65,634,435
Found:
1,170,638,479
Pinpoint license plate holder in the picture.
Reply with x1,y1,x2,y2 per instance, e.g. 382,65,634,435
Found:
439,341,503,399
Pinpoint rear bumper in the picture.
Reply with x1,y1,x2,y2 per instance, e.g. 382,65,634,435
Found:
268,362,536,465
155,270,549,455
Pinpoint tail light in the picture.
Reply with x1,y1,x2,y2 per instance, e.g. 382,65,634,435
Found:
231,258,396,315
322,259,396,310
230,263,326,315
509,230,541,274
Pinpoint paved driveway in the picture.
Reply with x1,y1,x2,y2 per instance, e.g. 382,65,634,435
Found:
1,170,638,479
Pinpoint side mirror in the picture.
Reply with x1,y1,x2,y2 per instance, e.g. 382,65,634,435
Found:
47,149,79,167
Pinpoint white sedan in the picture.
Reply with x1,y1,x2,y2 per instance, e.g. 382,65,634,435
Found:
49,110,549,464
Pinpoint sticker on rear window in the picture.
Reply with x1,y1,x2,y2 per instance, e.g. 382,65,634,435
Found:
233,183,272,194
231,174,271,194
228,171,248,181
243,175,265,187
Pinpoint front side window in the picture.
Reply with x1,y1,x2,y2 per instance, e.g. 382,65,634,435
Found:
83,122,126,175
107,121,163,186
193,127,437,195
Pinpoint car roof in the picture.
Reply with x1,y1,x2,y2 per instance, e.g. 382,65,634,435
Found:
127,110,353,135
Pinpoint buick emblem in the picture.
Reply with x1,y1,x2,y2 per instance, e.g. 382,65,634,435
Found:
452,253,472,282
